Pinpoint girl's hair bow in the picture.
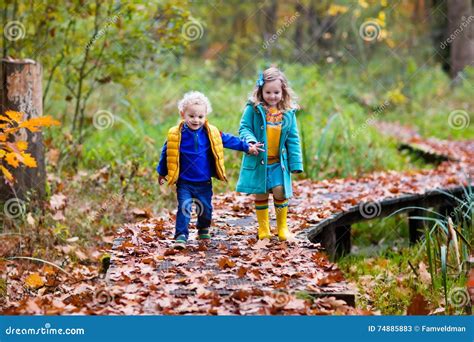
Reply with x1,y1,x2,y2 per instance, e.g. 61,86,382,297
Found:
256,72,265,87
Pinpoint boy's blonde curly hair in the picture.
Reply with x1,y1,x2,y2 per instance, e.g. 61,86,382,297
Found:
249,66,298,111
177,91,213,114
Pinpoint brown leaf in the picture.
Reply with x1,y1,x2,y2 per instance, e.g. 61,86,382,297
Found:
237,266,248,278
407,293,430,315
218,256,235,269
131,208,152,218
317,270,344,286
230,289,250,302
164,249,177,256
251,239,271,250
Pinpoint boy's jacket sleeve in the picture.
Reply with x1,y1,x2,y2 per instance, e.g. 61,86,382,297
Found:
220,132,249,152
156,140,168,176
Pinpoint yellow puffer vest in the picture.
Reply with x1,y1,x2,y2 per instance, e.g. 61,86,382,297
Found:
166,120,227,185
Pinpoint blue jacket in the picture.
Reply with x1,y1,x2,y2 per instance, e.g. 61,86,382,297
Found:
236,103,303,198
157,123,250,182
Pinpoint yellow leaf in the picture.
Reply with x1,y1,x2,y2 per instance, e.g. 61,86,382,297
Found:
358,0,368,8
0,115,12,122
0,165,13,181
20,152,37,167
37,115,61,127
5,152,19,168
5,110,23,122
0,149,5,158
1,127,20,135
19,116,61,132
328,4,348,16
16,141,28,151
25,273,44,289
378,11,386,22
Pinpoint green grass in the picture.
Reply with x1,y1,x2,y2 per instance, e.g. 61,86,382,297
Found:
339,193,472,315
46,60,473,188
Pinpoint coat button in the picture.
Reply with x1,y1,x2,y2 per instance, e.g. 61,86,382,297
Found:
260,125,264,130
282,148,285,153
282,165,286,171
260,160,264,165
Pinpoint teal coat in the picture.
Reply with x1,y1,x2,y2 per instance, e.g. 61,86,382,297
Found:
236,102,303,198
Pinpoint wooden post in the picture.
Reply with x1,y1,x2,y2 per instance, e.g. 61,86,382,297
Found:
317,225,351,260
335,225,351,258
0,58,45,202
408,209,425,244
316,226,336,260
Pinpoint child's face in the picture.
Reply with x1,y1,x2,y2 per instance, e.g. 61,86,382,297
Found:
180,103,207,130
262,80,283,107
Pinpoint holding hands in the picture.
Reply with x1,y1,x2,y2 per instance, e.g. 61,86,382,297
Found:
158,175,167,185
247,142,265,156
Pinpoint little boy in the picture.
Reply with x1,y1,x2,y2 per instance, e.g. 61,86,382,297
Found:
157,91,263,249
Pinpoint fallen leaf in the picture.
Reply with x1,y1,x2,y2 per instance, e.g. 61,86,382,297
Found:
407,293,430,315
218,256,235,269
50,193,67,211
25,273,44,289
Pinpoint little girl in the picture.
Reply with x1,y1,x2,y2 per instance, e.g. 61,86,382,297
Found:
236,66,303,241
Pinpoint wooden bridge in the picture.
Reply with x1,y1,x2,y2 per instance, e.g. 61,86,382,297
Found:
105,122,472,314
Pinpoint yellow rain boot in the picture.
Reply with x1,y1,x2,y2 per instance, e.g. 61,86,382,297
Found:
255,200,271,240
275,199,290,241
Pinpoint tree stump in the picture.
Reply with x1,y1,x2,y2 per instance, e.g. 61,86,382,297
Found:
0,58,45,202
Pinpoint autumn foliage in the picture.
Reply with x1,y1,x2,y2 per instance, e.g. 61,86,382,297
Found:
0,110,60,183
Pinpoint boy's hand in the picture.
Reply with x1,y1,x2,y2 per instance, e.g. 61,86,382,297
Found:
158,175,167,185
248,142,265,156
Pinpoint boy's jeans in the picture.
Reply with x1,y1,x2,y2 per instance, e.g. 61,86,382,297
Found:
175,179,213,240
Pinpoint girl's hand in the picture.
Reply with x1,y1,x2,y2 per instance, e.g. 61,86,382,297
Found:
158,175,167,185
248,142,265,155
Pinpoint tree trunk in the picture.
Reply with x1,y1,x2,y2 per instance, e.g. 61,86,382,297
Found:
293,3,305,57
0,58,45,202
261,0,278,57
447,0,474,79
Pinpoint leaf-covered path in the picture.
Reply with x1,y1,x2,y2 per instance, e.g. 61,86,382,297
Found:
104,121,472,315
